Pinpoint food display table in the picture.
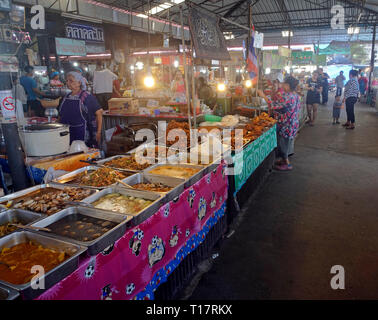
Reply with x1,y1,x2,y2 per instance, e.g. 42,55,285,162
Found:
227,125,277,222
103,113,195,131
0,150,101,186
35,162,228,300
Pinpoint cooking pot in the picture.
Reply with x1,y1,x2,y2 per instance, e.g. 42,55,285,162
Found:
19,123,70,157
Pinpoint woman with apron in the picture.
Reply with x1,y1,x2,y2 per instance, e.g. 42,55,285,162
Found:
59,71,103,148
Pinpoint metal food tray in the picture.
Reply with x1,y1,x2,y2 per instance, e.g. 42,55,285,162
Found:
0,231,86,300
143,163,206,189
96,155,154,173
0,283,19,300
0,184,97,213
0,209,46,238
52,166,134,190
82,187,163,226
31,207,131,256
119,173,185,203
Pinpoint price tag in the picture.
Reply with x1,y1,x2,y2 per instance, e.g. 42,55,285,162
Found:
0,90,17,123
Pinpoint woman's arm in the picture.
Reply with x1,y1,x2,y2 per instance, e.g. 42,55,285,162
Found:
95,109,103,144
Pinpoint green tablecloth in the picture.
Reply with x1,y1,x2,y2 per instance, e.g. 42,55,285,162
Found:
232,124,277,195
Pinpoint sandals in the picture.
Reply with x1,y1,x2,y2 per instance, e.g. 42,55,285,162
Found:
346,125,355,130
342,122,350,127
274,164,293,171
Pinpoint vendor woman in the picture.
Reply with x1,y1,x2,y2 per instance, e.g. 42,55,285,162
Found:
59,71,103,147
50,71,64,88
171,71,186,102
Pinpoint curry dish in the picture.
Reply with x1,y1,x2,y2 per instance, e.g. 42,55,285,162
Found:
0,242,67,285
148,165,200,179
92,193,153,215
132,183,173,193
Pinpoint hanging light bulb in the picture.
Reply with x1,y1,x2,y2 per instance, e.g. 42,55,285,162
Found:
144,71,155,88
217,83,226,92
245,80,252,88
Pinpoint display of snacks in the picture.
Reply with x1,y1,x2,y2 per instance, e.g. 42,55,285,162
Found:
231,113,276,149
46,214,118,242
3,188,93,216
131,183,173,193
71,168,130,188
0,242,67,285
147,165,201,179
92,193,153,215
166,120,190,148
103,156,151,171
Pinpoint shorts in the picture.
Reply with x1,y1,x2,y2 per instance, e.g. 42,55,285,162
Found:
333,107,341,119
277,135,294,159
95,93,112,110
27,100,44,117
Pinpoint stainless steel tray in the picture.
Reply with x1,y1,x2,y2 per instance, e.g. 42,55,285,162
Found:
120,173,185,203
31,207,131,256
82,187,163,226
0,209,46,238
96,155,154,173
0,231,86,300
52,166,134,190
0,184,97,215
143,163,206,189
0,283,19,300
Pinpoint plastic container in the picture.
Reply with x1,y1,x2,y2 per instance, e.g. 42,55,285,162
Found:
204,115,222,122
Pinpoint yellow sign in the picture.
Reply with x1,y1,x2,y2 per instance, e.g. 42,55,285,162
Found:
278,46,291,57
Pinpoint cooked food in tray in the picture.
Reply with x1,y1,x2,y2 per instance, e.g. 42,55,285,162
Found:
104,156,151,171
0,242,68,285
0,223,20,238
46,214,118,242
148,165,201,179
2,188,93,216
69,168,130,188
132,183,173,193
92,193,153,215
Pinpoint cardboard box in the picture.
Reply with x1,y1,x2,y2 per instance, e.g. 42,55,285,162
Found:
108,98,139,114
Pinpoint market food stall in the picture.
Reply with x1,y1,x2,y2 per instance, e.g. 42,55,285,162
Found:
0,108,277,300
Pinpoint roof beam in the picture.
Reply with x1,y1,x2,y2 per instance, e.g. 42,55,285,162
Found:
223,0,249,18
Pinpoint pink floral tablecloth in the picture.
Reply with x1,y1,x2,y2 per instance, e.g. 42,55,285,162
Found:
36,162,228,300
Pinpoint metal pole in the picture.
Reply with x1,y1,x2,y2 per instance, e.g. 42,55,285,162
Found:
368,24,376,96
190,41,197,128
0,72,29,191
179,5,192,130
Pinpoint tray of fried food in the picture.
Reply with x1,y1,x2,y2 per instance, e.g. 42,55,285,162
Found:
0,185,95,216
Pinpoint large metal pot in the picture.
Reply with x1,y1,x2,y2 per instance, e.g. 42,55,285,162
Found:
19,123,70,157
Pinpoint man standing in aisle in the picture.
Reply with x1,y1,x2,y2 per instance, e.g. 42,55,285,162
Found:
93,62,117,110
335,71,346,97
318,68,330,105
20,66,47,117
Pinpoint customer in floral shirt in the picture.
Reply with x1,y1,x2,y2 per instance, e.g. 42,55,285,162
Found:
258,76,300,171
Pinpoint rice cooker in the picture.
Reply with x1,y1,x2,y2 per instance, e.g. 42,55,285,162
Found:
19,123,70,157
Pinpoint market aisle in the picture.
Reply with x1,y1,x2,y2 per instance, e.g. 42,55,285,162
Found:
188,98,378,300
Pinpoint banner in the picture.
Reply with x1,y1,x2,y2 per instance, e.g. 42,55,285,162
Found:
278,46,291,57
233,125,277,194
246,31,259,80
65,23,105,43
292,51,314,65
188,5,230,61
55,37,86,56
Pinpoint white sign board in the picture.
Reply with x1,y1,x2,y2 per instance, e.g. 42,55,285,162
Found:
0,90,16,123
254,32,264,49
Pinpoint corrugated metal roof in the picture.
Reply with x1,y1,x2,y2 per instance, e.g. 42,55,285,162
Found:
94,0,377,44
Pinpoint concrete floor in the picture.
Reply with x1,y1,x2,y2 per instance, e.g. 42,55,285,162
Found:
188,98,378,300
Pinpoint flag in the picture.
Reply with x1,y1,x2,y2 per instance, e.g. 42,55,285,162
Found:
246,31,259,81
